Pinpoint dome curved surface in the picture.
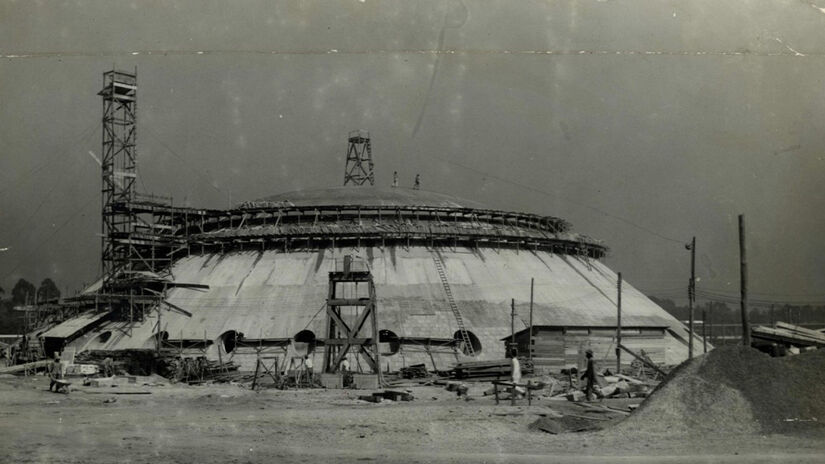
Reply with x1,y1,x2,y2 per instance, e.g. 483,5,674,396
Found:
256,186,487,209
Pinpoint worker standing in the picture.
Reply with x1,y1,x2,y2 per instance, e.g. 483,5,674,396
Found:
510,349,521,384
340,357,352,387
48,357,63,392
102,356,114,377
304,355,314,386
510,349,525,398
580,349,598,401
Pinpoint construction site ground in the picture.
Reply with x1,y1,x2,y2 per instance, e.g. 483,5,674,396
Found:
1,374,823,463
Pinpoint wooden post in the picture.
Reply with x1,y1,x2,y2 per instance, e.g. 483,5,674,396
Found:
739,215,751,347
156,306,162,355
510,298,516,354
251,357,261,391
616,272,622,374
688,236,695,359
529,278,534,363
708,302,713,346
702,304,707,354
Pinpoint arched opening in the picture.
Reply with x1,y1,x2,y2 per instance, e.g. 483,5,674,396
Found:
220,330,242,354
97,331,112,343
378,329,400,356
453,330,482,356
293,330,316,356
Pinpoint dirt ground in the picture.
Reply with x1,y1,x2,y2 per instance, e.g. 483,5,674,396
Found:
1,374,823,463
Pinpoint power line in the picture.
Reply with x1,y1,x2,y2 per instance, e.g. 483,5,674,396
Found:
141,125,225,195
2,157,86,240
1,193,99,282
420,153,686,245
696,289,825,307
0,121,100,197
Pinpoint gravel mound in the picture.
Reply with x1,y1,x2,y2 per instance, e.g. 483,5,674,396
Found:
615,345,825,435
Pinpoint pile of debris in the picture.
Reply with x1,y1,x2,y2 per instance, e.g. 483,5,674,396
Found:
358,390,415,403
530,403,630,434
157,356,241,384
399,364,428,379
75,349,156,376
617,345,825,435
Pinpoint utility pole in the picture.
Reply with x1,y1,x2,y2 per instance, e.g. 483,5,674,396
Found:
739,214,751,347
708,302,713,347
616,272,622,374
510,298,516,354
687,236,696,359
529,278,534,363
702,303,707,354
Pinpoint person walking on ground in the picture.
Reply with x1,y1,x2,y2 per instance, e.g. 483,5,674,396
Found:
580,349,598,401
48,357,63,392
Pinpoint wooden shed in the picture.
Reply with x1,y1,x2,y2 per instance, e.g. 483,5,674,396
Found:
503,325,668,372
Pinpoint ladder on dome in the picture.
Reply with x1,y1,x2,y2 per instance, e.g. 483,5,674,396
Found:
432,253,475,357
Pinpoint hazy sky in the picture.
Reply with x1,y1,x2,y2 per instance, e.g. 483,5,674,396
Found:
1,0,824,307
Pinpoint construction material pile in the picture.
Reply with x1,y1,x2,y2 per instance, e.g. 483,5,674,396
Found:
452,359,533,381
399,364,428,379
616,345,825,435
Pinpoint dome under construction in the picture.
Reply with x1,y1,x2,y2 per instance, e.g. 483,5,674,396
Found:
37,72,697,377
45,182,694,374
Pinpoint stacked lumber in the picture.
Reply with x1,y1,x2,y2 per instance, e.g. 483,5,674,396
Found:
358,390,415,403
452,359,533,380
399,364,428,379
752,322,825,348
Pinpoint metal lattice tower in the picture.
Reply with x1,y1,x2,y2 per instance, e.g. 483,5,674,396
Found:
343,130,374,186
98,69,138,289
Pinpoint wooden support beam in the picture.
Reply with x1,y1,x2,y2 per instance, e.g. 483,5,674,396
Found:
617,343,666,376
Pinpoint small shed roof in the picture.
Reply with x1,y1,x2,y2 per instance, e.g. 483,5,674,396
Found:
41,311,109,339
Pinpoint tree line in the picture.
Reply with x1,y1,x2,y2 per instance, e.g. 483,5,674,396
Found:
649,296,825,327
0,278,62,334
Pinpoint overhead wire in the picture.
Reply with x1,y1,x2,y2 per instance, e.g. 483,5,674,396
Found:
1,192,99,281
141,124,226,195
0,120,100,197
418,153,686,245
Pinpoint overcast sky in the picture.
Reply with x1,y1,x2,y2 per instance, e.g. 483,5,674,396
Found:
1,0,824,307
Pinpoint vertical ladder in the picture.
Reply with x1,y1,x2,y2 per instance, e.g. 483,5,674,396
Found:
432,253,475,357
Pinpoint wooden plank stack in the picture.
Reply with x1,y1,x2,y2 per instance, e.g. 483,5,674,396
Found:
399,363,428,379
752,322,825,348
452,359,532,380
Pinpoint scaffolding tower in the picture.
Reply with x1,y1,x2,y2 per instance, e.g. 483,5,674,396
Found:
98,69,138,288
322,258,381,377
343,130,374,186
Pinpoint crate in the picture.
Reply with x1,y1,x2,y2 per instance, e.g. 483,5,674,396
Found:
320,373,343,389
352,374,379,389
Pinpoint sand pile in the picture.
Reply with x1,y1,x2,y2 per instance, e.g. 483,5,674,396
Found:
615,345,825,435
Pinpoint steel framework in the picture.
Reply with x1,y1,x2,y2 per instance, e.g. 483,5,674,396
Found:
343,130,374,186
